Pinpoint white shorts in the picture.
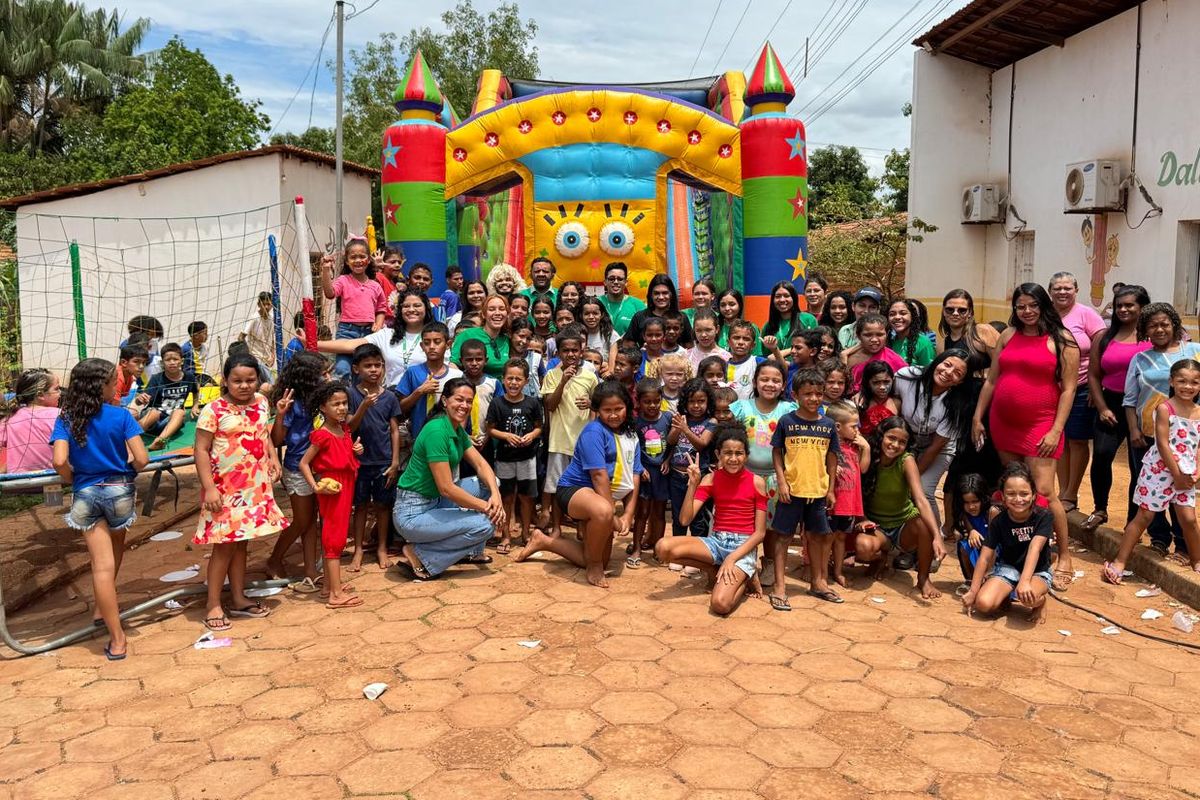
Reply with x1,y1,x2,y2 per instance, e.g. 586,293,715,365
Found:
496,458,538,481
281,468,313,497
544,453,571,493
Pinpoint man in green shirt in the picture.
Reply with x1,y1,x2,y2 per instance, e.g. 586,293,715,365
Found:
520,257,558,307
598,261,646,337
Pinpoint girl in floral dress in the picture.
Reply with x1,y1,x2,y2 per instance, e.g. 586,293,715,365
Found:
195,353,288,631
1104,358,1200,584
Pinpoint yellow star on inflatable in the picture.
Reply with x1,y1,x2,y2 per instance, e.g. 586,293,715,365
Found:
786,245,808,281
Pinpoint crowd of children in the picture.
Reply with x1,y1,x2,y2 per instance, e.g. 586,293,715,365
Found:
13,253,1200,661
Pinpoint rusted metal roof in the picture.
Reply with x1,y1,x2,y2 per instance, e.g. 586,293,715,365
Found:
0,145,379,210
914,0,1142,69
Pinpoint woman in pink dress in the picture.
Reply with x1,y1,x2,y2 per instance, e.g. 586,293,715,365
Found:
972,283,1079,590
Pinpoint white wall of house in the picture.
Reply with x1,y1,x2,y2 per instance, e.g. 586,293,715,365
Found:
907,0,1200,324
14,153,371,376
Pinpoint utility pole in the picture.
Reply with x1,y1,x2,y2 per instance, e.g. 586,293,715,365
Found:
803,36,809,79
334,0,345,244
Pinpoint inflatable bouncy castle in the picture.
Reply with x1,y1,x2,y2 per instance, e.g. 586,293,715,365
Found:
380,44,808,323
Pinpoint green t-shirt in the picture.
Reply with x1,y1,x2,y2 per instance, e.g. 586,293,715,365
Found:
521,286,557,307
762,314,818,350
397,414,472,497
892,334,936,367
451,327,511,378
598,294,646,336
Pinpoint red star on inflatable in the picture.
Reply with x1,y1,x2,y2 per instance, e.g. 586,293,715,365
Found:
788,187,806,218
587,107,602,122
518,119,532,133
552,111,567,125
657,119,671,133
484,132,500,147
718,144,733,159
687,130,702,145
623,111,638,125
384,198,400,224
452,148,467,162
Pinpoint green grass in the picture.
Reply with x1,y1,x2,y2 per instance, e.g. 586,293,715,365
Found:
0,492,45,519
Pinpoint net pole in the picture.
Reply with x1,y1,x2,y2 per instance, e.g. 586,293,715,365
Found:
68,240,87,361
294,196,318,351
268,234,285,370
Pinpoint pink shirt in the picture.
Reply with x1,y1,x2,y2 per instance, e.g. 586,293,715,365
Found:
833,441,864,516
333,274,387,324
850,348,907,394
687,344,732,374
1099,338,1152,393
0,406,60,473
1060,302,1107,386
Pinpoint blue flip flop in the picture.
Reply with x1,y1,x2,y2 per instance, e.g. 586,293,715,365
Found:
103,644,127,661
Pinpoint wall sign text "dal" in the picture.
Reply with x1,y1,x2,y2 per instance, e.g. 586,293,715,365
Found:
1158,149,1200,187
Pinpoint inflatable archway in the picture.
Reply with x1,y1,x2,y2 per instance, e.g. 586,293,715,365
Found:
380,44,808,323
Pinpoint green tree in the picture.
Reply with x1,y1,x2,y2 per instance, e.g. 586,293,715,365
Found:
808,209,936,301
271,126,336,155
82,37,268,179
1,0,149,155
806,145,878,225
340,32,405,171
882,147,909,213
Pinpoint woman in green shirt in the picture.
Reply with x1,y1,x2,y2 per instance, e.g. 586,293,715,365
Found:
393,377,505,579
681,277,717,326
761,281,818,362
887,298,935,367
451,295,511,378
716,289,763,356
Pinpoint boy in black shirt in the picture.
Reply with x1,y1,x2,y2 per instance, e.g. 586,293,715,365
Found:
486,358,544,554
141,343,200,450
962,463,1053,623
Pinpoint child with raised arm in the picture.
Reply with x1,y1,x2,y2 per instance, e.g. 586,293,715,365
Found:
299,382,365,608
194,353,287,632
962,463,1053,624
1104,358,1200,583
347,343,402,570
51,359,149,659
539,330,598,538
516,381,640,587
656,427,766,615
321,242,387,378
770,368,840,609
486,358,545,553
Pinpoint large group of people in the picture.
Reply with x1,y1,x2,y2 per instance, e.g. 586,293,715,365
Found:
5,240,1200,660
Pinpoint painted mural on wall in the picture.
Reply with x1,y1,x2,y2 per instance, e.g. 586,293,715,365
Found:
1081,216,1120,308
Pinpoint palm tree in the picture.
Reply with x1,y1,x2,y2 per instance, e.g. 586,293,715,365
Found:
1,0,149,155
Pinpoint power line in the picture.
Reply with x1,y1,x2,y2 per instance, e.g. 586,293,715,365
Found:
268,9,337,137
710,0,755,74
345,0,380,20
806,0,871,73
741,0,796,74
688,0,726,77
784,0,842,73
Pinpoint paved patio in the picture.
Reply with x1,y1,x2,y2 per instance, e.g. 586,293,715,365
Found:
2,512,1199,799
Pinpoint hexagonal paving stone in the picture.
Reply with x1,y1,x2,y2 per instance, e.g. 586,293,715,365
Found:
9,763,115,800
466,638,540,662
815,711,913,753
505,745,602,789
376,596,441,621
596,634,670,661
428,729,526,770
241,686,324,720
487,592,553,615
862,668,947,698
906,733,1003,773
116,741,211,782
0,742,62,781
16,710,106,743
63,726,154,762
790,653,870,682
443,693,531,728
836,754,937,793
1033,706,1125,741
337,751,437,794
585,767,688,800
668,745,768,790
885,697,972,732
522,675,607,709
805,682,888,712
591,661,672,690
459,662,537,694
846,642,924,670
415,628,486,654
592,691,677,725
155,706,239,743
435,585,499,605
377,680,463,712
174,760,272,800
272,733,365,776
1068,742,1169,784
359,712,449,750
758,768,866,800
209,720,301,760
657,649,738,676
410,768,514,800
720,638,795,664
943,686,1031,719
665,708,756,744
747,728,843,768
400,652,473,680
587,724,683,765
426,604,495,629
1124,729,1200,766
516,708,604,745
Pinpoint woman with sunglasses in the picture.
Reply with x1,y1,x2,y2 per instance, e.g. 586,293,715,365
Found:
938,289,999,373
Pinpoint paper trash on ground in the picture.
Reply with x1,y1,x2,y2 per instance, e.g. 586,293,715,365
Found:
1135,587,1162,598
1099,625,1121,635
245,587,284,598
193,632,232,649
149,530,183,541
1056,630,1072,636
518,640,541,648
159,565,200,582
362,683,388,700
1140,609,1164,620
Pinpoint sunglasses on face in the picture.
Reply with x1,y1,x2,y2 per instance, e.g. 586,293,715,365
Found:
943,307,970,316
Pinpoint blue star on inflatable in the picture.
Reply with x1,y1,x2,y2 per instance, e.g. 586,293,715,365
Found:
785,130,806,160
383,137,402,168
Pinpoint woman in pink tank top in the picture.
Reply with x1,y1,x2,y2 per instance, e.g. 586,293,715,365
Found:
972,284,1080,590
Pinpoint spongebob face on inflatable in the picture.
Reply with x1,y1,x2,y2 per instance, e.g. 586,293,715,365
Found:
537,200,656,293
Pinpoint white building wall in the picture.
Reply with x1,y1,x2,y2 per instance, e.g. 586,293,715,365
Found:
908,0,1200,325
14,154,374,376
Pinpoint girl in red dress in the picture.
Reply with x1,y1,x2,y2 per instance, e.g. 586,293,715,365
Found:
299,382,363,609
972,283,1079,590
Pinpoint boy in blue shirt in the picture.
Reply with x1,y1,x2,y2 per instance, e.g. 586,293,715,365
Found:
396,322,462,439
347,343,403,570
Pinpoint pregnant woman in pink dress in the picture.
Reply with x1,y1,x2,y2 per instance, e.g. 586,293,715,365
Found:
972,283,1080,589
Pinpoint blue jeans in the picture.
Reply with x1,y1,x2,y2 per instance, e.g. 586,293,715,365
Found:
393,477,494,576
334,321,373,378
66,477,136,532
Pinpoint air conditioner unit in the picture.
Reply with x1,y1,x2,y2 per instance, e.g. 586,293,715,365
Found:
961,184,1003,224
1064,160,1124,213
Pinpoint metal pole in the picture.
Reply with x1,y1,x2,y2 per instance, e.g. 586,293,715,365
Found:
268,235,284,370
804,36,809,79
335,0,345,244
69,240,86,361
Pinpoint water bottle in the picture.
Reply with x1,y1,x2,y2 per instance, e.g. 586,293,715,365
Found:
42,483,63,507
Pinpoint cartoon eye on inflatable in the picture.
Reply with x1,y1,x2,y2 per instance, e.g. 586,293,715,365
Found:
599,221,635,257
555,221,590,258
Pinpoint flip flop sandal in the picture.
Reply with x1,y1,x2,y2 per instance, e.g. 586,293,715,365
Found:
769,594,792,612
397,561,436,582
1081,512,1108,531
625,556,642,569
104,643,127,661
458,554,494,565
204,616,231,632
1052,569,1075,591
326,594,364,609
1100,561,1124,586
808,588,844,604
228,603,270,619
289,577,320,594
496,543,512,555
625,543,636,556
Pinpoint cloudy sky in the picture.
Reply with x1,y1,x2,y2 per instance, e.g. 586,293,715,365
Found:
124,0,971,173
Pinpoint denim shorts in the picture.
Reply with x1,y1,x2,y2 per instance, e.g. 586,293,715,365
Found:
281,468,314,497
1064,385,1093,440
66,478,136,532
702,531,758,577
989,562,1053,590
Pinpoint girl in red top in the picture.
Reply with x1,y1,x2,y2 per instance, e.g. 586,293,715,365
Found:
300,382,364,609
825,402,872,588
654,426,767,616
856,360,898,437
